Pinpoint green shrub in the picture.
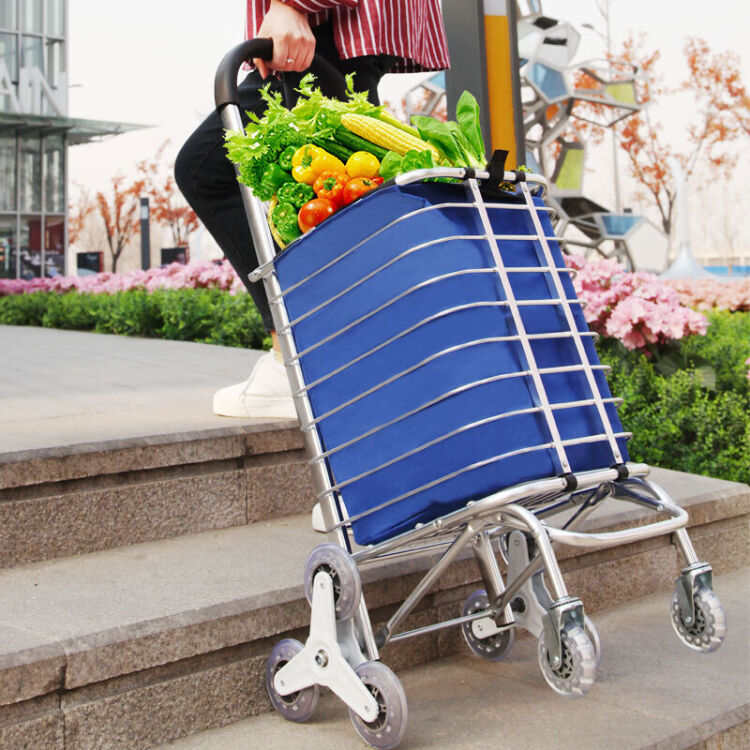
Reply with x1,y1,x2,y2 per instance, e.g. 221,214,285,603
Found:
680,309,750,394
600,342,750,485
0,292,48,326
0,289,267,350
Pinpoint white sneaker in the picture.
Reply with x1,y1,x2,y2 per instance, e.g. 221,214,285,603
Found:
213,352,298,420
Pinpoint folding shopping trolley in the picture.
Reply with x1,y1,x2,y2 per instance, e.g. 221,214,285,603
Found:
215,41,727,750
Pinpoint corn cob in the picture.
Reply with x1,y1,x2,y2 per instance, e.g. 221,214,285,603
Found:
340,113,441,161
376,109,421,138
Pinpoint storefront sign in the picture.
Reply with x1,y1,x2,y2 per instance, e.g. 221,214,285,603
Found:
0,62,67,116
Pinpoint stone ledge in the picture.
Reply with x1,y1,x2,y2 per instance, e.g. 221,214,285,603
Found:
0,422,303,491
4,567,743,750
0,468,745,718
0,428,313,568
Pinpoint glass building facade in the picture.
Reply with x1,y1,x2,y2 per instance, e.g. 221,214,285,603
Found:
0,0,67,277
0,0,141,278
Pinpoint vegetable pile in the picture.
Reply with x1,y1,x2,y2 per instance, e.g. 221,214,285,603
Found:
225,74,487,248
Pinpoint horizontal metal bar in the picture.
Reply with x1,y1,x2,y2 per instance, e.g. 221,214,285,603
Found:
351,463,650,563
327,431,631,530
310,371,534,460
297,301,508,394
271,201,476,300
387,610,514,643
270,199,557,303
286,268,496,362
310,352,609,430
297,326,597,398
543,501,688,549
282,234,483,331
393,167,549,194
322,397,622,496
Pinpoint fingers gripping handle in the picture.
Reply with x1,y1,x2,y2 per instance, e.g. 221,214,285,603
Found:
214,38,348,112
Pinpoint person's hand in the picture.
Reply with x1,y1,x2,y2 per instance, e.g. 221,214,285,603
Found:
254,0,316,79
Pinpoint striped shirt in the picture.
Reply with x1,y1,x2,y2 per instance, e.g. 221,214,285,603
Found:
246,0,450,72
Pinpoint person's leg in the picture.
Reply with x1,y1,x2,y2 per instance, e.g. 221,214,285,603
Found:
175,70,279,332
175,23,394,418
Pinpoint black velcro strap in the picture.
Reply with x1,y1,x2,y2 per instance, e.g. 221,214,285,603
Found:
487,149,509,185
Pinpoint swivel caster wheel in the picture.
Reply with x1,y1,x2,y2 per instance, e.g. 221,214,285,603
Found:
266,639,319,723
304,543,361,621
461,589,515,661
348,661,408,750
537,625,597,698
670,587,726,653
584,615,602,668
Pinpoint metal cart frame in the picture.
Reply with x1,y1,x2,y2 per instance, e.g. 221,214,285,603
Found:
214,40,726,750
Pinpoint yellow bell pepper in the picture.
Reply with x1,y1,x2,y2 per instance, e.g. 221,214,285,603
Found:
292,144,346,184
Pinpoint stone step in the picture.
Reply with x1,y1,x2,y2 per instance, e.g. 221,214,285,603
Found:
0,467,747,749
0,422,313,568
0,326,314,569
157,566,750,750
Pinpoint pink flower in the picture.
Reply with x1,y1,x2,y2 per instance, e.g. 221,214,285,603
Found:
565,254,711,351
0,260,244,297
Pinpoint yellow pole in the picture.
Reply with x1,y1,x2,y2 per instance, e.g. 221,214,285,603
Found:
483,0,519,166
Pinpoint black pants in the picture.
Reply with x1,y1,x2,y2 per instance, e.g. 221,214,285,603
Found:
175,22,393,332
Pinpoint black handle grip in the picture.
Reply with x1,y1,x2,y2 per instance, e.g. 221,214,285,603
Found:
214,38,348,111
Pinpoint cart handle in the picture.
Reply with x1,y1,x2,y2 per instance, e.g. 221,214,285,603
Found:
214,38,348,111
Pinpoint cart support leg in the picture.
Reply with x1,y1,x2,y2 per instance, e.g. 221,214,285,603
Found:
472,531,513,625
500,504,568,601
375,522,478,648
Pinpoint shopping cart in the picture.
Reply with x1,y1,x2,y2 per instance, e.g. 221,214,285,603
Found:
215,41,727,750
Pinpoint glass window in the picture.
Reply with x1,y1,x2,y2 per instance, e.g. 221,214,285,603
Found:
44,215,64,276
0,1,18,31
46,37,63,86
19,134,41,211
0,32,17,81
21,34,42,71
45,0,63,36
19,214,42,278
0,217,17,279
44,133,63,212
22,0,42,33
0,135,16,210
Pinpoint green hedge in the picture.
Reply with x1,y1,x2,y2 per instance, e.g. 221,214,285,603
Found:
0,289,268,350
598,310,750,485
2,290,748,483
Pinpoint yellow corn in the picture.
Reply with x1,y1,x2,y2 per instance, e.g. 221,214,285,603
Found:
340,113,441,161
377,110,421,138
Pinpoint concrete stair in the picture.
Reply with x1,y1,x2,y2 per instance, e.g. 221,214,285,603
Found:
0,422,311,567
0,459,747,749
0,330,748,749
157,565,750,750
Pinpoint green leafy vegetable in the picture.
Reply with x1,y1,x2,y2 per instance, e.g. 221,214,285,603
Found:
455,91,485,164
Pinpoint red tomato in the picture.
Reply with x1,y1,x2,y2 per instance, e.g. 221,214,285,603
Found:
342,177,379,205
298,198,337,233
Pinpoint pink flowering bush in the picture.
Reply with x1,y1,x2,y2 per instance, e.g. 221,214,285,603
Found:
0,260,244,297
566,254,708,351
664,277,750,312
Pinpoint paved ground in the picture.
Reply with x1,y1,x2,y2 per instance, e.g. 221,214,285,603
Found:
158,566,750,750
0,326,288,453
